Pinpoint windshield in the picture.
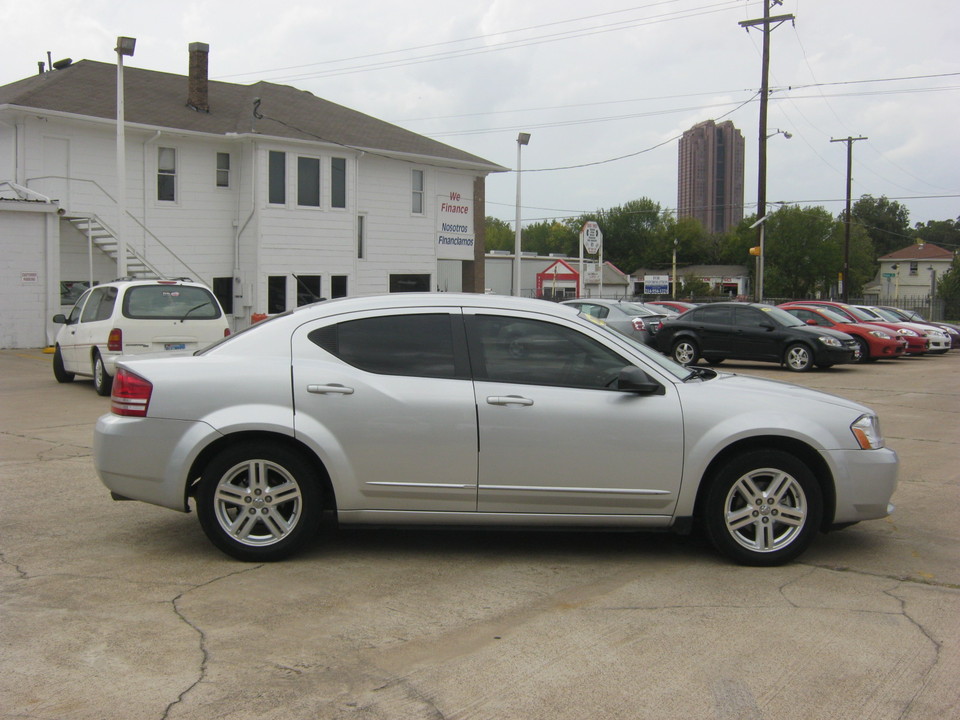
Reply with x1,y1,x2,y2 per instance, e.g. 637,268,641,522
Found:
870,307,904,323
760,305,807,327
845,306,875,322
811,306,850,324
615,302,658,317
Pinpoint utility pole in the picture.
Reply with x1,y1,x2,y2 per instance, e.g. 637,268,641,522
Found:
740,1,794,302
831,136,867,302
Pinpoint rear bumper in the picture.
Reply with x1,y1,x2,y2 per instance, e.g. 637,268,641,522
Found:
94,414,221,511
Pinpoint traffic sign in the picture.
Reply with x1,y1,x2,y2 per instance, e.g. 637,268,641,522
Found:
581,221,602,254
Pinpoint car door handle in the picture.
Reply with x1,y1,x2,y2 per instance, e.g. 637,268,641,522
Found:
307,384,355,395
487,395,534,406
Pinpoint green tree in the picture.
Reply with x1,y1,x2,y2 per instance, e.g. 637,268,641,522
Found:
937,253,960,320
912,218,960,251
850,195,911,258
484,216,514,252
521,220,578,257
762,206,843,298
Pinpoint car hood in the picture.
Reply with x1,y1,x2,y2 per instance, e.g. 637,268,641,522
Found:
792,324,852,341
686,370,872,414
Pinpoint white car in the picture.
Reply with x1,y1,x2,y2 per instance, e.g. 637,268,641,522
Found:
94,293,898,566
53,278,230,395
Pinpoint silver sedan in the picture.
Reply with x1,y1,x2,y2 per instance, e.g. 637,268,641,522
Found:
95,293,897,566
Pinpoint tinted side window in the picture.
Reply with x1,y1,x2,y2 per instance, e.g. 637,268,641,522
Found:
80,287,118,323
691,305,732,324
470,315,626,389
123,286,221,320
734,307,770,328
309,314,463,379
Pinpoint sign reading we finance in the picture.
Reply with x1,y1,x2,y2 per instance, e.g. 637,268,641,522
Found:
436,192,475,260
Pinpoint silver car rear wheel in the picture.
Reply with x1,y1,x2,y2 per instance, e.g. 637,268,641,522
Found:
198,443,322,561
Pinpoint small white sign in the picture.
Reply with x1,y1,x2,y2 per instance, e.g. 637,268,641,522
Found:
20,272,39,284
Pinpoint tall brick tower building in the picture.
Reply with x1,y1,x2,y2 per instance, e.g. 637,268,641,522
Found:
677,120,745,234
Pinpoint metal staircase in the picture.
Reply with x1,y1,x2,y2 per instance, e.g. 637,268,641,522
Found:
64,215,163,279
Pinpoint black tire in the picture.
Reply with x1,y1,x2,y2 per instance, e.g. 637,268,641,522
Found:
703,449,823,566
784,343,814,372
93,352,113,396
854,336,871,363
672,338,700,366
197,442,323,561
53,345,75,383
704,357,725,366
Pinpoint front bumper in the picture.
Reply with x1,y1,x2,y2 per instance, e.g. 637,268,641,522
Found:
828,446,899,524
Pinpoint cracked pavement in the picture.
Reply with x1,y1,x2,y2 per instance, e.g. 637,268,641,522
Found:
1,348,957,719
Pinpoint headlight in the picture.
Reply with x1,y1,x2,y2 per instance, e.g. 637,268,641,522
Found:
898,328,919,337
942,327,959,337
851,414,884,449
818,336,842,347
869,330,891,339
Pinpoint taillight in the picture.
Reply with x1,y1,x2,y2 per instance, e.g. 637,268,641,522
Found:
108,328,123,352
111,368,153,417
632,318,647,332
224,328,231,337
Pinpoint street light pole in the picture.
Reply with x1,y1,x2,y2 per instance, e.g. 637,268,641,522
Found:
513,132,530,297
115,36,136,279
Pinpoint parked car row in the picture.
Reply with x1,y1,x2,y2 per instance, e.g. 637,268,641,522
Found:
645,299,953,372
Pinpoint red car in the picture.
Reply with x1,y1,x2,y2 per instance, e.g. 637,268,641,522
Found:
786,301,928,355
780,304,907,362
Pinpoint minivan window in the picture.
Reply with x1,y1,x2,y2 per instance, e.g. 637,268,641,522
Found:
122,286,221,320
80,287,118,323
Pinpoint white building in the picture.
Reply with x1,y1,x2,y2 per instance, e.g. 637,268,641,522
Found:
0,44,504,348
866,241,954,302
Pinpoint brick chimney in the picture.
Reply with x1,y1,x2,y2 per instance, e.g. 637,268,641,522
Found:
187,42,210,112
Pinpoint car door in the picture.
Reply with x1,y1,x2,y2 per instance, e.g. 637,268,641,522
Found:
290,309,479,513
73,286,119,368
465,310,684,516
732,306,780,361
687,304,734,358
58,289,92,370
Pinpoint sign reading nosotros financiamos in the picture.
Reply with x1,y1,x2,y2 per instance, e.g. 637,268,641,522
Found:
436,192,475,260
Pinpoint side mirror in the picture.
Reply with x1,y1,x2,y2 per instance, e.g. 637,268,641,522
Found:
617,366,663,395
805,319,818,326
759,321,776,331
52,314,67,324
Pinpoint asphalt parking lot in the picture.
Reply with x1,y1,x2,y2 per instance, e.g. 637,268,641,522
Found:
1,347,958,720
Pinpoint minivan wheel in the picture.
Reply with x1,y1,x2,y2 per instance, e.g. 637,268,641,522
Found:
703,449,823,566
672,339,700,366
53,345,75,383
784,343,813,372
197,443,322,561
93,352,113,396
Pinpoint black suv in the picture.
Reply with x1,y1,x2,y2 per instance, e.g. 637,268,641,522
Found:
656,302,858,372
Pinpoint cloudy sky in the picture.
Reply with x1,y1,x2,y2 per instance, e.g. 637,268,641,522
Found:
3,0,958,230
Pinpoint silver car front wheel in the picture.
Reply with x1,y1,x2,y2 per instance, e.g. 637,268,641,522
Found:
704,450,822,566
198,443,322,561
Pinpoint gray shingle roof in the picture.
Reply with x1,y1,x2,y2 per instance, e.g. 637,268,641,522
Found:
0,60,504,172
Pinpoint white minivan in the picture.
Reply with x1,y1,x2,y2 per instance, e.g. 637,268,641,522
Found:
53,279,230,395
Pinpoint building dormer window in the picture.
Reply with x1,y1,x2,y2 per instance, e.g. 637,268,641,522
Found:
158,147,176,202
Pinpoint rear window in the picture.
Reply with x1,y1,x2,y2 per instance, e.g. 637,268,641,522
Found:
122,285,222,320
